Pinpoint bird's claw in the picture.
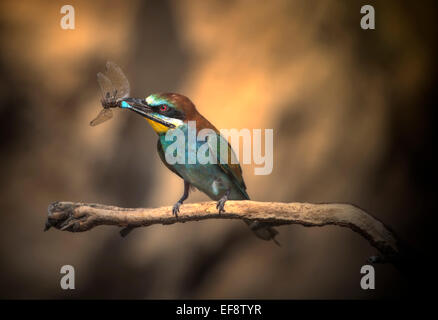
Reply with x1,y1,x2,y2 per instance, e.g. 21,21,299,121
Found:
216,198,226,213
172,202,181,217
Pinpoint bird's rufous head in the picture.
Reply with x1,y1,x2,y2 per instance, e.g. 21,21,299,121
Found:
121,93,200,134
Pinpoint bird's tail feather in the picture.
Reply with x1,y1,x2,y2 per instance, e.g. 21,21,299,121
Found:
239,193,280,245
244,220,280,246
239,194,280,245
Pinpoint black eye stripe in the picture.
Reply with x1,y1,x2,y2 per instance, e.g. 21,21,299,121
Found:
152,104,185,120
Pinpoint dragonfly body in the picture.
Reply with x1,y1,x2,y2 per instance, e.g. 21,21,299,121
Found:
90,61,130,126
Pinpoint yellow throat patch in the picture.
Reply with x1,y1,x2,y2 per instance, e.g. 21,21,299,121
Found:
145,117,170,134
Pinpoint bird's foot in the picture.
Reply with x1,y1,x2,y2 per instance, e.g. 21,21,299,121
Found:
216,191,230,214
172,201,182,217
216,198,226,213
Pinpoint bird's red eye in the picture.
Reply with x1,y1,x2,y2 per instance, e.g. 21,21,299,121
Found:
160,105,169,112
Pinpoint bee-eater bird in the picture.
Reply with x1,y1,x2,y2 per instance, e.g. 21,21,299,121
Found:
120,93,279,244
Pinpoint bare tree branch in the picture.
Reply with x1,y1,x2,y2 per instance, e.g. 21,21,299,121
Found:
45,200,408,262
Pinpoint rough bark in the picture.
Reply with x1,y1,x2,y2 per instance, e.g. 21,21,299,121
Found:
45,200,410,265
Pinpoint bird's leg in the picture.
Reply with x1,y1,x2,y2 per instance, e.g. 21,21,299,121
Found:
216,189,231,214
172,181,190,217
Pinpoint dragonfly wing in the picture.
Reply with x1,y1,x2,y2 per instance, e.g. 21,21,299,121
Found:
97,72,113,100
90,108,113,126
105,61,130,99
92,62,128,127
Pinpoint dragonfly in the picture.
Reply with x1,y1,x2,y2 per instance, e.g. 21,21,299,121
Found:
90,61,130,126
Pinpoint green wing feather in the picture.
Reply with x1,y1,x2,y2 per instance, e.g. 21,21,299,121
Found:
206,134,250,200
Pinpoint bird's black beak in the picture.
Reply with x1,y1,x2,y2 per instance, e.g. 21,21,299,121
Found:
121,98,152,116
120,98,176,128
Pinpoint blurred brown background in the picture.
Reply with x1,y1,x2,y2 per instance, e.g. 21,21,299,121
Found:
0,0,436,299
